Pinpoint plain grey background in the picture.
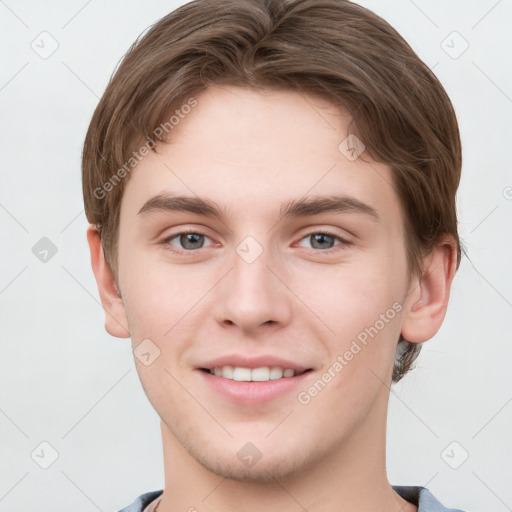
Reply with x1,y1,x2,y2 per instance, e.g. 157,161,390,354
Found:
1,1,511,511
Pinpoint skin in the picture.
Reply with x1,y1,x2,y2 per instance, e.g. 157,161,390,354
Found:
88,86,457,512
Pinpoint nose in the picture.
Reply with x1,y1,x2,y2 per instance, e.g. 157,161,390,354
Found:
213,241,293,334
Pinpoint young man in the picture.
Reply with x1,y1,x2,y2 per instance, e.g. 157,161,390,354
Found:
82,0,465,510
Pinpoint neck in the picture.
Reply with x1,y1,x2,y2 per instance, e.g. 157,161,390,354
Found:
156,396,416,512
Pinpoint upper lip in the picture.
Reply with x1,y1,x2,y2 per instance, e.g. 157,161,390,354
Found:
198,355,312,372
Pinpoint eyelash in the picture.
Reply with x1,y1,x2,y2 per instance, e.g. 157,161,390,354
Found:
160,229,350,256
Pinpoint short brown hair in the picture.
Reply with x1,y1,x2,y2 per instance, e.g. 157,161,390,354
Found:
82,0,462,381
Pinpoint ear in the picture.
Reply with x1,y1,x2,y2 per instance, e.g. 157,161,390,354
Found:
401,237,458,343
86,225,130,338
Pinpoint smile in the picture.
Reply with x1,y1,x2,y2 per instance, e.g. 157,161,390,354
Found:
201,366,311,381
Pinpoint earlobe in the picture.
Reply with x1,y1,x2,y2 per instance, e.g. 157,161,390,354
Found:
86,226,130,338
401,238,458,343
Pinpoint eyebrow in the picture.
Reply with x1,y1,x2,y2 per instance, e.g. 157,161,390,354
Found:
137,193,380,222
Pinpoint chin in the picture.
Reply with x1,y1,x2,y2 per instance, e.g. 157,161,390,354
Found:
195,450,308,483
185,434,324,484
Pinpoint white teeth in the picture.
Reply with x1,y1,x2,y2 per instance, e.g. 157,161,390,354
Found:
222,365,234,379
233,367,252,381
269,367,283,380
210,366,300,381
251,367,270,381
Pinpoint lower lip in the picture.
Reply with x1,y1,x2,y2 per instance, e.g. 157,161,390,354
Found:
196,369,313,406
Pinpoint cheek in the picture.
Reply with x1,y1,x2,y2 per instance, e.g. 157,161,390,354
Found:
297,296,403,433
312,257,405,340
305,243,407,394
118,244,198,335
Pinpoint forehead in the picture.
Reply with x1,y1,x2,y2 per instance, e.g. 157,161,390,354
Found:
120,86,402,228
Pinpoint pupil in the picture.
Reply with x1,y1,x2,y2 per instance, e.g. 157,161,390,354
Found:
181,233,203,249
312,233,333,249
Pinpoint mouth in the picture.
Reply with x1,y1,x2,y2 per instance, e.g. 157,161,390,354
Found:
195,354,315,405
196,365,314,406
199,366,313,381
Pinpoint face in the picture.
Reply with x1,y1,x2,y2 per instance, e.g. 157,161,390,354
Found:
115,86,412,482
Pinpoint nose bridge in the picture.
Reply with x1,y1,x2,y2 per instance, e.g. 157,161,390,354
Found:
213,234,292,331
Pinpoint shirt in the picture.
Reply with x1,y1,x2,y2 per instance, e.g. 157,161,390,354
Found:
116,486,467,511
